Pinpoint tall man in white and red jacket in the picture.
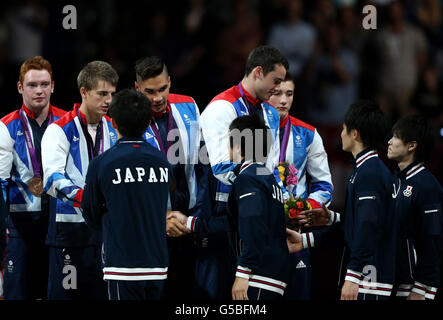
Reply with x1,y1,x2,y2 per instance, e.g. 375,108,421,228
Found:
196,46,289,299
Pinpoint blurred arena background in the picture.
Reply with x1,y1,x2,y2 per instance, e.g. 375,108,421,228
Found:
0,0,442,300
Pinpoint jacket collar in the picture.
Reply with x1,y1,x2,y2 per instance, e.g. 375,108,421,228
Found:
117,136,146,144
354,148,378,168
397,161,425,180
21,103,53,120
152,104,171,119
280,115,290,128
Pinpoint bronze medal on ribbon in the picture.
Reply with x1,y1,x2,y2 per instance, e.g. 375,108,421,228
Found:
28,177,44,197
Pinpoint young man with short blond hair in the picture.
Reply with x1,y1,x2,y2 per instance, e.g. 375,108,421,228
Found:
42,61,119,300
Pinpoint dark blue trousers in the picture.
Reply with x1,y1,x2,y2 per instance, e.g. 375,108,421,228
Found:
3,211,49,300
248,286,284,300
283,249,311,300
192,201,235,301
47,245,107,300
3,235,49,300
107,280,165,300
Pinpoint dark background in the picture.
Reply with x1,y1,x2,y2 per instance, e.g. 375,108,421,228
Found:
0,0,442,300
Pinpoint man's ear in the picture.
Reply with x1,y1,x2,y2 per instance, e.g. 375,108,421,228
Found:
253,66,264,80
408,141,418,153
80,87,87,100
17,81,23,94
352,129,360,141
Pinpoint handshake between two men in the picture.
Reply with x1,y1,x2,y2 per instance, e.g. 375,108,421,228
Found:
166,211,190,237
166,203,333,254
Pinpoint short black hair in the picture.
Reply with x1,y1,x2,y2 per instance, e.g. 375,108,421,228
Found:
229,114,271,162
392,115,435,162
135,56,168,82
109,88,152,137
344,100,388,150
244,46,289,77
284,71,294,83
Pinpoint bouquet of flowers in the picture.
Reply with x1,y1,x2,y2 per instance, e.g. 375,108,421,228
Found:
277,161,298,195
278,161,311,229
284,197,312,230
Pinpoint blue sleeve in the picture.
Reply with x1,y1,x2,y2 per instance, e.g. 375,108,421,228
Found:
81,158,104,230
189,141,211,217
191,165,231,237
0,178,7,203
413,183,442,288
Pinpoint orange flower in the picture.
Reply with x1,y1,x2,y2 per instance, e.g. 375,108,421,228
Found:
296,201,304,209
288,208,297,219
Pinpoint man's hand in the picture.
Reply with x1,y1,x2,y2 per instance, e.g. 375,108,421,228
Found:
232,277,249,300
298,202,331,227
167,210,188,225
166,211,189,237
340,280,359,300
407,292,425,300
286,228,303,253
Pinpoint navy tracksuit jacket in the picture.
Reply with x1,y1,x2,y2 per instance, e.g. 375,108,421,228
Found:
82,137,172,283
392,162,442,299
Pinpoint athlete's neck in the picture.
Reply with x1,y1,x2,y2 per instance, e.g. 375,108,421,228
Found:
398,154,415,171
241,78,257,100
25,103,50,126
351,143,366,159
80,103,101,124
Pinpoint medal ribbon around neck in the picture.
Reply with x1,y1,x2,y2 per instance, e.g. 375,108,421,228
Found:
149,104,174,156
238,82,257,115
279,119,291,163
18,107,54,178
77,108,104,161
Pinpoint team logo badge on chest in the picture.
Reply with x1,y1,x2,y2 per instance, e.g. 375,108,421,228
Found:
295,135,302,147
403,185,413,197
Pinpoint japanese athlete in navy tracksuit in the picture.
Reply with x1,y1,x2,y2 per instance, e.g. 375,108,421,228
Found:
0,104,66,300
392,162,442,299
301,149,397,299
82,88,172,300
295,101,397,300
228,162,290,300
82,137,172,300
387,115,443,300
